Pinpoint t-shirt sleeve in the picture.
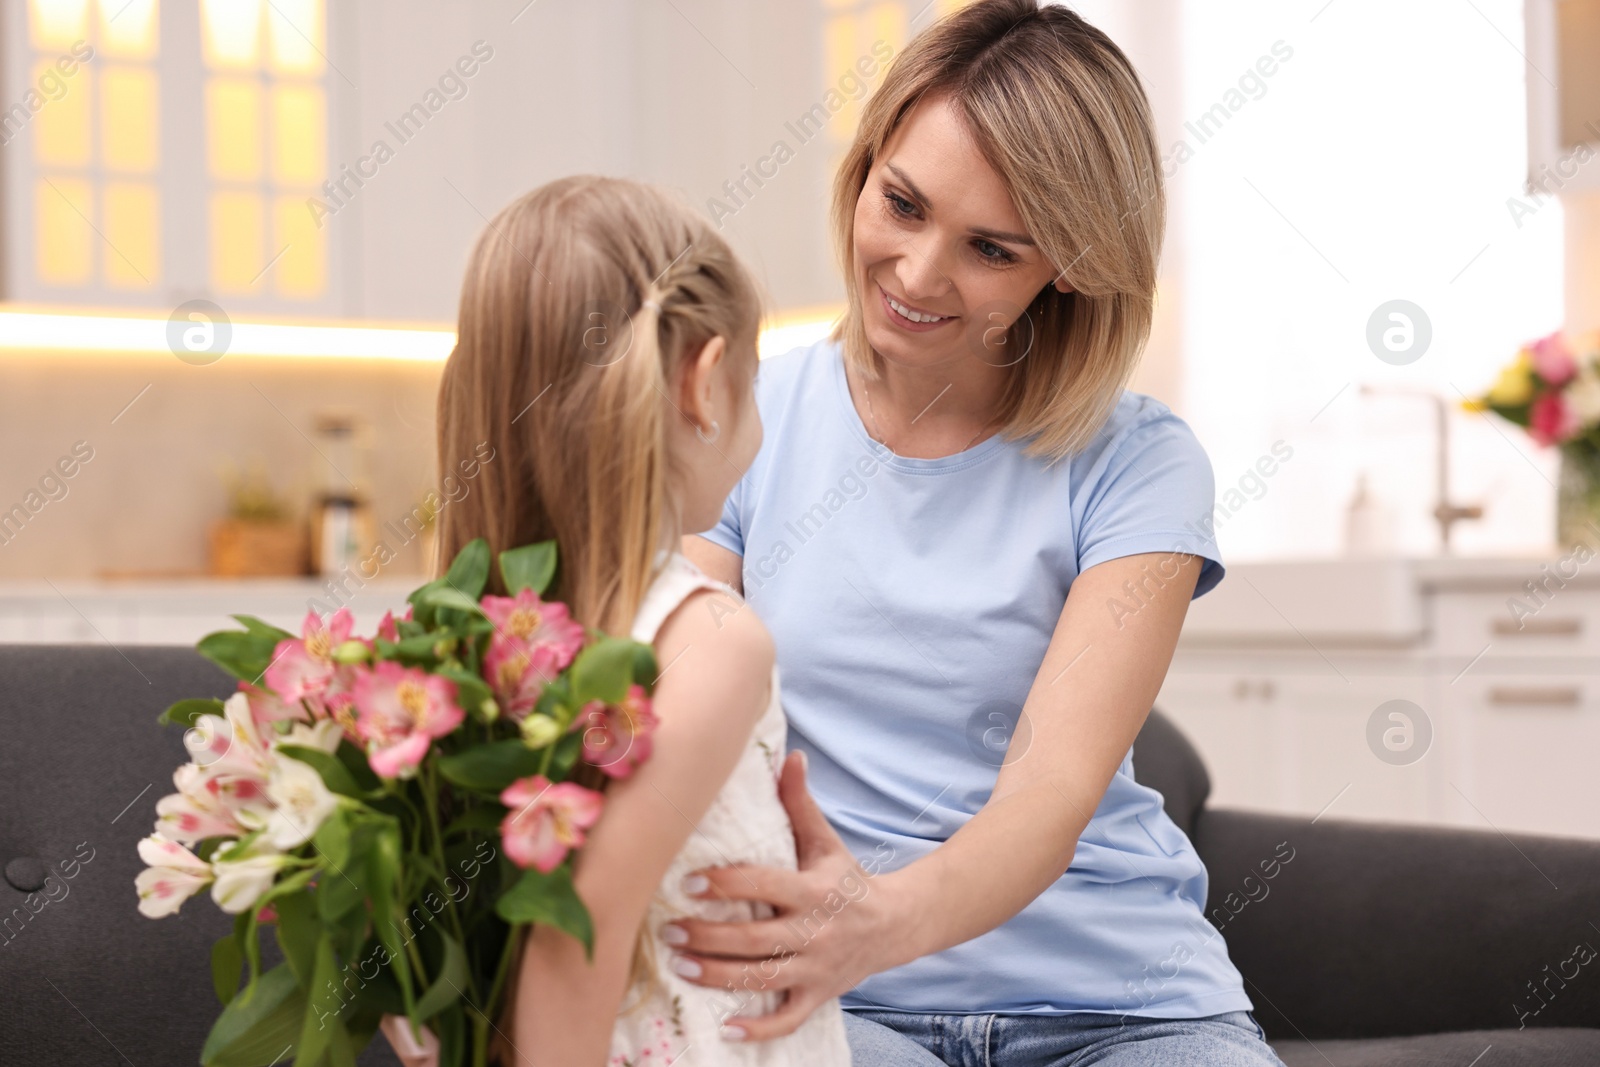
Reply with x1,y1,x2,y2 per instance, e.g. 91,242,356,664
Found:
1076,409,1225,599
697,469,746,557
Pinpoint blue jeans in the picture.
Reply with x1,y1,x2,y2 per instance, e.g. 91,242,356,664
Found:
842,1008,1286,1066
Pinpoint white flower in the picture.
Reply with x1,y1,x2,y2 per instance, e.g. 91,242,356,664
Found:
210,840,291,914
275,717,345,755
261,756,338,850
134,834,213,919
1567,366,1600,426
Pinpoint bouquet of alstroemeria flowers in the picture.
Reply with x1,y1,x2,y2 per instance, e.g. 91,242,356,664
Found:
136,538,659,1067
1467,329,1600,446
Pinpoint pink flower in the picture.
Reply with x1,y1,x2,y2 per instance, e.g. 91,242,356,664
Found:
499,775,603,873
1530,390,1581,445
376,609,401,643
1531,331,1576,386
265,609,356,705
482,590,584,670
353,661,464,778
238,680,306,727
481,641,549,720
574,684,657,779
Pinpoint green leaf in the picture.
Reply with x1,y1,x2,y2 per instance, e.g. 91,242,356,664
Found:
162,697,226,728
438,740,543,793
293,932,340,1067
433,1004,467,1067
210,929,243,1007
229,614,295,644
418,586,484,615
312,808,351,870
317,862,365,923
277,745,363,798
272,889,319,987
548,731,584,778
197,628,283,685
369,820,416,1016
444,537,491,599
334,739,381,792
570,636,636,705
498,541,557,596
631,643,660,692
443,806,504,839
412,929,468,1021
495,865,595,959
406,576,450,629
200,963,305,1067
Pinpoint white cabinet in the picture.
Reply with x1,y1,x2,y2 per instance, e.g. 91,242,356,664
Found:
1157,562,1600,840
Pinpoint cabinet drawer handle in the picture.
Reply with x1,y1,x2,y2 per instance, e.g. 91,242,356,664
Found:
1487,686,1581,707
1491,617,1583,637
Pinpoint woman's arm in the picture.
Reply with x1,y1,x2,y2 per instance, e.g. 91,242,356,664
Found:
503,589,775,1065
663,548,1203,1041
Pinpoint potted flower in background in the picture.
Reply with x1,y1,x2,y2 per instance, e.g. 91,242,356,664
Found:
208,458,308,578
1466,329,1600,549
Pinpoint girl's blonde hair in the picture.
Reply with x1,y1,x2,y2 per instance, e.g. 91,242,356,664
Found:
830,0,1165,464
434,175,762,1062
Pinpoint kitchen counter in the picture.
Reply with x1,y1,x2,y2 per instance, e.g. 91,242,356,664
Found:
0,575,421,645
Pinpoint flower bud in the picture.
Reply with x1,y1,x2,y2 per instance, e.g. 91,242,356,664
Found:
478,697,500,723
432,636,458,659
332,640,370,664
520,713,560,749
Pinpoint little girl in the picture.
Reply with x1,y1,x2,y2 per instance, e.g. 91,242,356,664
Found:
421,176,852,1066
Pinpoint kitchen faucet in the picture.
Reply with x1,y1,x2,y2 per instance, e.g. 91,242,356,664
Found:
1357,384,1484,553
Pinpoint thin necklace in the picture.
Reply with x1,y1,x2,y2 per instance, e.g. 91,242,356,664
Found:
858,366,998,455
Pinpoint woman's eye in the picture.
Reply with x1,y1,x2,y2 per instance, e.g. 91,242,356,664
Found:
884,190,916,217
974,239,1015,264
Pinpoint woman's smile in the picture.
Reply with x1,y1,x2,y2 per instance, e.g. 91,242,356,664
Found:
877,281,959,332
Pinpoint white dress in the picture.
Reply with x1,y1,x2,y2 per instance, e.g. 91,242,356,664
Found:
608,551,853,1067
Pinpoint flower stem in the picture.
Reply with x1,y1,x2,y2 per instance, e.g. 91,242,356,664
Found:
422,758,474,999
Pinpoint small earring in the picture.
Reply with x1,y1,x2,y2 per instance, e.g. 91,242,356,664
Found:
696,419,721,443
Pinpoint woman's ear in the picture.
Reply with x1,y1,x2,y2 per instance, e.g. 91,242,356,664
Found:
1052,276,1075,294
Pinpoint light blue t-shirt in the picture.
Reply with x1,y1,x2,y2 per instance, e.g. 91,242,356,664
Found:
702,337,1251,1019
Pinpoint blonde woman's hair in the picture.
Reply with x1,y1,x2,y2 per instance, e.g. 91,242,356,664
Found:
830,0,1165,464
434,174,762,1063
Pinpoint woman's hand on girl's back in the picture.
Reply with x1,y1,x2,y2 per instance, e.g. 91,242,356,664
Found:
663,750,915,1041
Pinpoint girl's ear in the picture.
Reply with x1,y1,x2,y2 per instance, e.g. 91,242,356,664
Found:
680,334,727,433
1052,276,1075,294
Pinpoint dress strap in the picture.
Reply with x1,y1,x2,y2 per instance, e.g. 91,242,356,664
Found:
630,551,736,645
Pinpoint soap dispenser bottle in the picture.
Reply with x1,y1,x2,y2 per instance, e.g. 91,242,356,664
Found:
1344,471,1392,556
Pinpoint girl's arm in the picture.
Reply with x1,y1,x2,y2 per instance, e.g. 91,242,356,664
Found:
503,587,776,1066
675,537,1201,1040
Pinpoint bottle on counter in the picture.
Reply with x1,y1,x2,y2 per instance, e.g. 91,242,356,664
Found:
309,413,376,578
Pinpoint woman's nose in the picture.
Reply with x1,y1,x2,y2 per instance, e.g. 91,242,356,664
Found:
894,232,955,305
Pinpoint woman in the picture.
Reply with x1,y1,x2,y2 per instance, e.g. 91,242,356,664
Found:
673,1,1286,1064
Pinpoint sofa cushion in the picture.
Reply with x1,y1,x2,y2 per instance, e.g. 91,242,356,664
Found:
0,644,399,1067
1273,1027,1600,1066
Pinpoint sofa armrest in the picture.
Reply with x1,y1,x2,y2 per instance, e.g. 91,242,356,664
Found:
1192,807,1600,1041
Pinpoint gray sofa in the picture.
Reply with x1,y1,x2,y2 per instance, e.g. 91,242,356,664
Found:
2,645,1598,1065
